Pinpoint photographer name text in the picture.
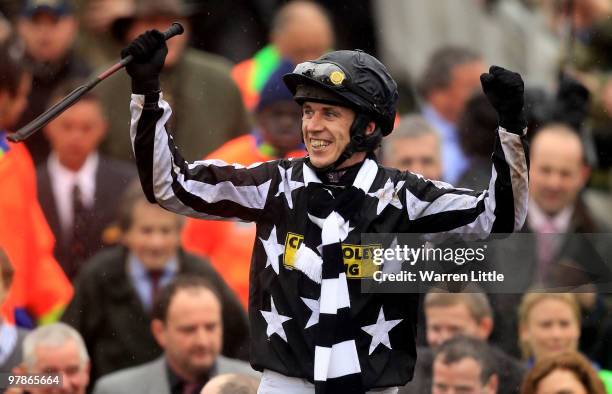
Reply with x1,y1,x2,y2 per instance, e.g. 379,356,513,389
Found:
373,270,504,283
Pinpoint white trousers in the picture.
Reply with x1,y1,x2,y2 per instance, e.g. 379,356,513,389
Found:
257,369,399,394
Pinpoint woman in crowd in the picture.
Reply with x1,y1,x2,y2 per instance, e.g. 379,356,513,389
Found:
518,292,612,391
518,292,581,364
521,351,606,394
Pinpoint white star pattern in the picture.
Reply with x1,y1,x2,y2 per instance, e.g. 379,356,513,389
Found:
301,297,320,329
361,307,403,355
261,297,292,342
275,165,304,209
368,178,405,215
338,216,355,241
382,237,403,274
259,226,284,274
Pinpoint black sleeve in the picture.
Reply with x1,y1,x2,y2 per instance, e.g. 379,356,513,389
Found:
129,92,278,223
399,127,529,238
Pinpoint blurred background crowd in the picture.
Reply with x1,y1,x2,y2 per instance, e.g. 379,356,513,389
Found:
1,0,612,393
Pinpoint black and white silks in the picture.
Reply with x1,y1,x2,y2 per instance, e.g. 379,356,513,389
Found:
129,92,529,392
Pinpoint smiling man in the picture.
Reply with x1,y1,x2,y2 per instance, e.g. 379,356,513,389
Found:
92,276,257,394
15,323,91,394
38,84,136,280
381,115,442,179
123,30,529,393
61,183,249,385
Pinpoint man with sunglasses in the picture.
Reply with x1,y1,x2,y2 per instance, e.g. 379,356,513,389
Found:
122,30,528,394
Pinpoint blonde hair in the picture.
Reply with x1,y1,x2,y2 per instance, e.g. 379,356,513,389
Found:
518,292,581,359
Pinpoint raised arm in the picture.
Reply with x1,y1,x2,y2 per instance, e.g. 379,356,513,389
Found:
124,30,275,222
402,66,528,238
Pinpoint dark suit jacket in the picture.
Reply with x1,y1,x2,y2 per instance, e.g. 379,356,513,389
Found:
399,345,526,394
37,154,136,280
61,246,250,384
488,197,611,357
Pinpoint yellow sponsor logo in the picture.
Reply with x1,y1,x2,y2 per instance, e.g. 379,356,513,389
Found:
283,232,380,279
284,232,305,269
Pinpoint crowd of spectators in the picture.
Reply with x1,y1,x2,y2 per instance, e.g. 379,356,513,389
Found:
1,0,612,393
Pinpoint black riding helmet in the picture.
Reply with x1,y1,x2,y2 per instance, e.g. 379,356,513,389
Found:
283,50,399,170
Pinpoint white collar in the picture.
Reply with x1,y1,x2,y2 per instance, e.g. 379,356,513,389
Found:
48,152,99,206
128,252,179,278
47,152,100,233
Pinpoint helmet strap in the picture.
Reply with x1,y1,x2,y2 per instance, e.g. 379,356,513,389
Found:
333,112,372,167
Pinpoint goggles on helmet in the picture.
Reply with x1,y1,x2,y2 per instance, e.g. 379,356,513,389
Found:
292,61,376,109
293,61,351,88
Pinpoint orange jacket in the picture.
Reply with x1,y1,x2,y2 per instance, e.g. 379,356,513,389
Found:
182,134,304,308
0,136,73,325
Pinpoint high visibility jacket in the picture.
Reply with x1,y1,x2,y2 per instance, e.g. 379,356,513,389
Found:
0,133,73,326
130,92,529,389
232,45,281,111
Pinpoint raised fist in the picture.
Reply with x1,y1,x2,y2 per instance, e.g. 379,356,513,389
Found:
480,66,526,133
121,30,167,94
554,74,590,131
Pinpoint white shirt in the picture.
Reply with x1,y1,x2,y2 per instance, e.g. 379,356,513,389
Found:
528,199,574,234
47,152,99,237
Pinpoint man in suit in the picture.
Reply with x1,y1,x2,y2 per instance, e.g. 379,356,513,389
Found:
431,336,499,394
527,124,599,278
417,46,486,184
37,81,136,280
62,183,250,385
489,124,610,357
93,276,257,394
400,291,525,394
